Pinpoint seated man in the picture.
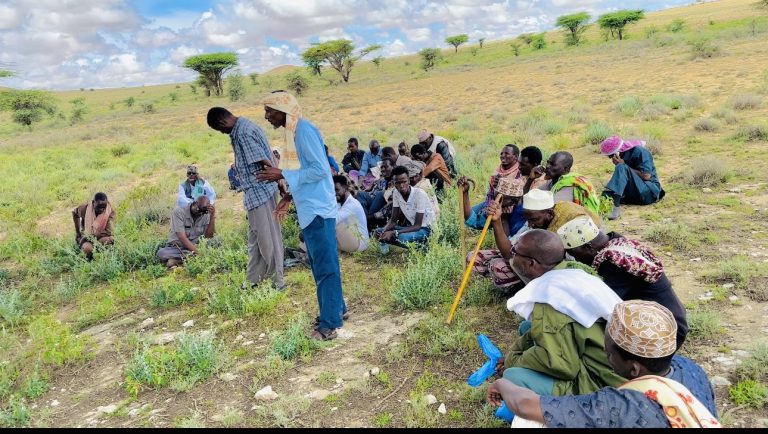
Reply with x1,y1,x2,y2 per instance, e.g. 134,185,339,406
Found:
373,165,435,252
156,196,216,268
459,144,524,235
410,144,452,193
406,160,439,217
417,128,456,177
356,157,394,224
325,145,340,175
382,145,411,167
539,151,600,215
333,175,369,253
177,164,217,209
600,135,665,220
398,141,411,159
72,192,115,261
518,146,548,193
487,300,719,428
341,137,365,174
354,139,382,189
227,163,242,191
498,229,625,397
557,216,688,349
468,189,600,293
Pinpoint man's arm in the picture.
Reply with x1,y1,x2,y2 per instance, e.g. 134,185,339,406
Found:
457,177,472,220
487,379,545,424
176,231,198,253
612,154,651,181
487,201,513,259
397,212,423,234
281,124,332,187
204,205,216,239
508,307,582,380
378,206,401,240
72,206,83,241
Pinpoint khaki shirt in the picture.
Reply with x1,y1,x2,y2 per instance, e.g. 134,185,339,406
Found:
167,205,210,246
72,203,115,238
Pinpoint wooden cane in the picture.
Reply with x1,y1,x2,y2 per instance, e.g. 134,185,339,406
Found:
458,188,466,261
446,193,503,325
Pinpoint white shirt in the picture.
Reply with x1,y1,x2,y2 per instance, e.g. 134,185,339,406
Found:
177,180,217,209
393,186,435,228
337,194,369,250
429,135,456,157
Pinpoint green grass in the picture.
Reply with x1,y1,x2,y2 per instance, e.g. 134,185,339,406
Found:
406,315,473,357
583,121,612,145
373,412,393,428
27,315,90,365
728,380,767,409
0,287,25,326
389,242,460,310
268,313,324,361
206,277,285,318
645,222,698,252
686,307,725,342
735,344,768,383
150,277,196,308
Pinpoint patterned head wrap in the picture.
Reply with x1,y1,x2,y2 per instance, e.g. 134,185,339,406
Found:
405,160,425,178
608,300,677,358
556,215,600,249
417,129,431,143
600,135,646,155
259,91,302,169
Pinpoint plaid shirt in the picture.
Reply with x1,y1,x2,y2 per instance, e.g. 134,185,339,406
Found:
230,117,278,211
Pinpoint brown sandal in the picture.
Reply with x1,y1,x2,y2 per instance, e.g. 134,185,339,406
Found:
310,328,337,341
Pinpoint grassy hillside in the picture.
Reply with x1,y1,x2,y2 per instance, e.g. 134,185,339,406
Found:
1,0,768,427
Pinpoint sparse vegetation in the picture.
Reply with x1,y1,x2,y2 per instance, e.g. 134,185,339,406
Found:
584,121,612,145
729,380,767,409
226,71,246,102
645,222,698,251
688,36,721,59
686,307,725,342
285,71,309,96
419,48,442,71
679,157,731,187
730,94,762,110
693,117,720,132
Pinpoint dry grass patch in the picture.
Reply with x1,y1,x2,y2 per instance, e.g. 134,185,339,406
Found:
730,93,762,110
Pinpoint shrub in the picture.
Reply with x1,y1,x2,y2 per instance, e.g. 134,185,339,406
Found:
568,103,590,123
248,72,259,85
509,42,521,56
150,278,195,308
69,97,87,125
730,94,762,110
667,18,685,33
110,145,131,157
712,108,738,125
686,307,724,342
688,37,721,59
168,92,179,102
680,157,730,187
269,313,322,361
419,48,442,71
728,380,767,408
285,72,309,96
693,117,720,132
645,26,659,38
227,72,246,102
406,315,473,357
645,222,698,252
27,314,89,365
389,242,460,310
0,288,25,326
530,33,547,50
583,121,612,145
735,344,768,382
120,185,172,225
614,95,642,117
638,103,670,121
735,124,768,142
206,280,284,318
0,396,30,427
140,102,155,113
124,97,135,107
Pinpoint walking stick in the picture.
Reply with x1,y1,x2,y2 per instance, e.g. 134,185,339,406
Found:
445,177,523,325
458,186,466,261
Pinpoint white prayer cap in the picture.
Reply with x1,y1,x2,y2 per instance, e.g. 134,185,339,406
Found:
522,189,555,211
557,216,600,249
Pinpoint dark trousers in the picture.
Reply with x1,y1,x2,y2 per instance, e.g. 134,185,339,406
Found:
303,216,346,329
605,163,660,205
356,191,386,215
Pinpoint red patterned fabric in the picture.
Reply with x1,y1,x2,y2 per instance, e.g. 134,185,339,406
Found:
592,237,664,284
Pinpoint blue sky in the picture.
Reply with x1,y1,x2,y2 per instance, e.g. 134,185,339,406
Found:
0,0,697,90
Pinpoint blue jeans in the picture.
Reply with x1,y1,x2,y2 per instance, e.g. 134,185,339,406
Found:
357,191,386,215
605,163,660,205
502,319,554,396
375,225,431,248
302,216,346,329
466,202,526,236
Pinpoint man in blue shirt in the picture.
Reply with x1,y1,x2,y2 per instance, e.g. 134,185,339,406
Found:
255,90,346,341
206,107,284,290
356,139,382,189
599,136,665,220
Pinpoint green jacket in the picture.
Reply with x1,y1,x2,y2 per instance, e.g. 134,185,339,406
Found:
504,303,626,396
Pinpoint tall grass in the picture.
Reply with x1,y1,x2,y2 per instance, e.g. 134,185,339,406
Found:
389,242,461,310
268,313,323,361
679,157,731,187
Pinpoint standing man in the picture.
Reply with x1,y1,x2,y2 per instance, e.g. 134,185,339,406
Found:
206,106,284,290
599,135,665,220
72,192,115,261
255,90,345,341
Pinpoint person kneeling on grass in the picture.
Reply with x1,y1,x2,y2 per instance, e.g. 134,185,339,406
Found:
486,300,719,428
333,175,369,253
373,165,436,253
72,192,115,261
156,195,216,268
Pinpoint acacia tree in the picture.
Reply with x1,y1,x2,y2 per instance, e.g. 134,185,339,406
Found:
285,71,309,96
301,40,381,83
182,52,238,97
0,90,57,130
445,34,469,53
419,48,442,71
0,69,12,78
598,10,645,40
556,12,591,46
301,46,324,76
478,38,486,48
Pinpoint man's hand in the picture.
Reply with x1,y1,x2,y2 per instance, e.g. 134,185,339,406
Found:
494,356,505,377
277,179,289,197
255,167,284,182
531,166,545,179
610,154,624,166
379,231,395,242
457,176,471,194
274,196,291,223
486,381,503,407
206,204,216,216
487,200,503,221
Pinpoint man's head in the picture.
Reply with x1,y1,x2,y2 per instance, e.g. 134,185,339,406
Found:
417,129,433,147
405,161,425,186
93,192,108,215
521,189,555,229
500,144,520,169
410,144,429,163
369,139,381,155
398,141,410,156
392,165,411,197
544,151,573,180
261,90,293,129
556,216,609,264
347,138,359,153
207,107,236,134
519,146,543,176
510,229,565,284
190,195,210,217
186,165,199,183
381,146,398,165
379,158,394,180
333,174,350,204
605,300,677,379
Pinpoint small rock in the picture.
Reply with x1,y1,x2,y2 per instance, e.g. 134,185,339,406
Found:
363,372,370,378
208,314,216,319
722,283,735,289
164,398,173,403
242,340,254,346
426,394,438,405
155,332,176,345
306,389,331,400
665,252,672,256
254,385,278,401
258,333,266,339
690,257,701,262
726,187,742,193
448,389,453,394
235,334,244,342
732,350,749,358
711,376,731,387
729,296,739,302
699,292,714,301
758,418,768,428
190,287,200,292
437,403,447,415
702,188,713,193
370,367,380,376
50,400,60,407
182,320,194,328
331,407,338,412
220,373,237,382
336,378,343,384
96,404,118,415
139,318,155,329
